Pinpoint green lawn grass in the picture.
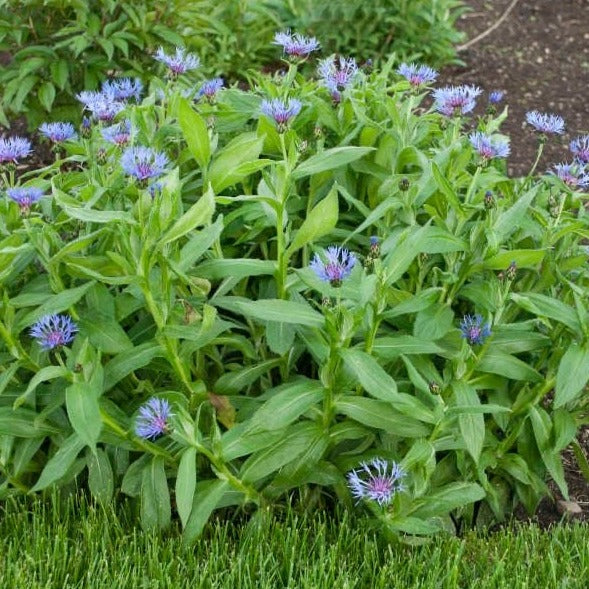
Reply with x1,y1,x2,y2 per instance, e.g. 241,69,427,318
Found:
1,494,588,588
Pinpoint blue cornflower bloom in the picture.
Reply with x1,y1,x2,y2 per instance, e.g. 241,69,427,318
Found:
432,85,482,116
121,146,169,181
273,30,320,58
101,77,143,101
6,186,44,211
460,314,491,345
155,46,200,75
469,132,511,160
569,135,589,164
0,136,32,164
39,122,77,143
489,90,505,104
397,63,438,86
318,56,358,102
101,120,132,146
260,98,302,132
30,314,78,350
135,397,173,440
310,245,356,287
347,459,406,506
197,78,225,100
525,110,565,135
551,163,589,189
76,90,125,122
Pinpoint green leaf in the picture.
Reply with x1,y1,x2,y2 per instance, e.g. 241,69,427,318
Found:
49,59,69,89
383,225,429,285
65,382,102,449
510,293,580,334
292,146,374,180
87,447,114,502
266,321,296,356
18,282,95,329
160,184,215,246
178,97,211,170
177,216,224,271
477,349,543,382
411,482,486,518
555,344,589,407
208,133,265,193
372,335,443,359
182,480,229,545
214,358,281,395
335,397,431,437
196,259,275,280
240,422,321,482
453,381,484,463
0,407,60,438
216,297,324,328
493,186,538,243
103,342,162,391
286,186,338,257
413,305,454,340
14,365,70,409
340,348,398,400
79,315,133,354
251,380,324,430
419,226,467,254
176,447,197,528
484,249,545,270
32,433,85,491
431,162,462,214
38,81,55,112
141,456,171,531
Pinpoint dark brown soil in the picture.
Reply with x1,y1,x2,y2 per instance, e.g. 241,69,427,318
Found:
441,0,589,177
445,0,589,527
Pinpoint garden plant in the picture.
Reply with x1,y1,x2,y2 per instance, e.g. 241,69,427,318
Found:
0,32,588,546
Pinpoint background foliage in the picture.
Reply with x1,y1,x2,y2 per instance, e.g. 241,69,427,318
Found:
0,0,465,127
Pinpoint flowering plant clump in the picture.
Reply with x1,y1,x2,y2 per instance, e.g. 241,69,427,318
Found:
0,32,587,548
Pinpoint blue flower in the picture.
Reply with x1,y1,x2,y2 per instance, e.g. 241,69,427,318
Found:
30,314,78,350
273,30,320,57
39,122,77,143
469,132,511,160
460,314,491,345
197,78,225,100
101,77,143,101
318,56,358,102
551,163,589,189
397,63,438,86
155,46,200,75
525,110,565,135
310,245,356,287
120,146,169,181
347,459,406,506
432,85,482,116
0,136,32,164
6,186,44,211
135,398,173,440
101,120,132,146
488,90,505,104
569,135,589,164
76,90,125,122
260,98,302,132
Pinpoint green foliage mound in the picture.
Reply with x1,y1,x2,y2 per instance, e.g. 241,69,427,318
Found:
0,47,588,544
